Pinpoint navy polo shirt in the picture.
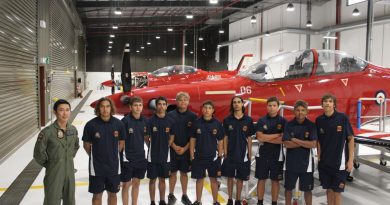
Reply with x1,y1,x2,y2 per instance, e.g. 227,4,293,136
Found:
168,109,197,160
121,114,149,163
256,114,286,159
147,114,175,163
316,111,354,170
191,117,224,161
82,116,126,176
283,118,317,173
223,114,255,163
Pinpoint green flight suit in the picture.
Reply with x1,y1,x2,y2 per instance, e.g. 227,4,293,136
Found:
33,120,80,205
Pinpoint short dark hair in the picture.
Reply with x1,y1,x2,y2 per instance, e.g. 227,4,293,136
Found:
202,100,215,109
267,96,280,106
294,100,308,110
53,99,71,111
155,96,167,106
230,96,245,114
321,93,337,108
130,96,143,106
94,97,116,116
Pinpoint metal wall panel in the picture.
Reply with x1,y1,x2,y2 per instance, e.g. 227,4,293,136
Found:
50,0,76,100
0,0,38,161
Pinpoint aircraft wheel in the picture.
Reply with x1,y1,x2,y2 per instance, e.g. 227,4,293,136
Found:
380,160,387,166
353,162,360,169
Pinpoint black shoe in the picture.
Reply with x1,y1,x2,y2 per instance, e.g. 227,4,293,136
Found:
168,194,177,205
159,200,167,205
181,194,192,205
347,175,354,182
234,200,241,205
192,201,202,205
227,199,233,205
151,202,156,205
213,202,220,205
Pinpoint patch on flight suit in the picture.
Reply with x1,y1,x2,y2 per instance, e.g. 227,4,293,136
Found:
196,128,202,134
95,132,101,139
129,128,134,134
212,129,218,135
57,130,64,139
187,121,192,127
338,182,345,189
305,132,310,138
37,133,44,141
337,126,342,132
242,125,248,132
114,131,119,138
320,128,324,134
276,124,282,130
263,125,268,130
165,127,170,133
228,125,233,130
153,126,158,132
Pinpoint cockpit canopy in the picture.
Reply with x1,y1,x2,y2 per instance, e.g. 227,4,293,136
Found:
239,49,368,82
151,65,198,77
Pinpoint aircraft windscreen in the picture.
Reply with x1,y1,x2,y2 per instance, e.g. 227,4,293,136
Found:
316,50,367,75
239,50,314,82
151,65,197,76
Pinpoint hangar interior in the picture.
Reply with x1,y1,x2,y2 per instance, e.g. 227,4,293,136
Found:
0,0,390,205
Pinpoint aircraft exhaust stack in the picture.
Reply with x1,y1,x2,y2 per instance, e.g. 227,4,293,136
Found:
121,43,132,93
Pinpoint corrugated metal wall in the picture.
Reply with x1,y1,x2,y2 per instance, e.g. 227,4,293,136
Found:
0,0,38,160
50,0,76,100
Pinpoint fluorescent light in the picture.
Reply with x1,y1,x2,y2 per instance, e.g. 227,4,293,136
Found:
352,8,360,16
167,27,173,32
286,3,295,11
250,16,257,24
109,34,115,38
210,0,218,4
112,24,118,29
114,8,122,15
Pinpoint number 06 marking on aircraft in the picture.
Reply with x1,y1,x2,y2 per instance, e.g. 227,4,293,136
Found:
240,86,252,94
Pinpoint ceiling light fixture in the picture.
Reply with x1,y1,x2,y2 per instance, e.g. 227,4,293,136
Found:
190,51,194,54
112,24,118,29
352,8,360,16
238,38,243,42
114,8,122,15
108,50,111,52
286,3,295,11
209,0,218,4
167,27,173,32
108,46,112,49
109,34,115,38
163,50,167,54
202,48,206,51
156,35,160,39
250,15,257,24
219,29,224,34
306,20,312,27
109,41,113,44
198,36,204,41
172,47,176,51
186,13,194,19
184,43,188,46
136,50,140,53
147,42,151,45
140,46,145,49
265,31,270,36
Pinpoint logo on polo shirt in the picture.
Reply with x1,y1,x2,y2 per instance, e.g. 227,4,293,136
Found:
276,124,282,130
165,127,170,133
187,121,192,127
242,125,248,131
229,125,233,130
196,128,202,134
153,126,158,132
290,132,295,137
320,128,324,134
212,129,218,135
263,125,268,130
305,132,309,138
95,132,101,139
338,182,345,189
129,128,134,134
337,126,342,132
57,130,64,139
37,133,44,141
114,131,119,138
144,126,147,133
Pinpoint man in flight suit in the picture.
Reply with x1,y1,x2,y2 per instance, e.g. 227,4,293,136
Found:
34,99,80,205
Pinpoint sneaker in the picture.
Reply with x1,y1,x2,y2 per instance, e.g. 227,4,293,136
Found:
181,194,192,205
213,202,221,205
227,199,233,205
234,200,241,205
168,194,177,205
159,200,167,205
192,201,202,205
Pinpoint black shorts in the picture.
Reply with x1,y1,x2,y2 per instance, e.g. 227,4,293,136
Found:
147,162,170,179
191,158,221,179
170,159,191,173
221,159,250,181
255,157,283,181
121,161,147,182
89,175,121,194
284,171,314,191
318,163,347,192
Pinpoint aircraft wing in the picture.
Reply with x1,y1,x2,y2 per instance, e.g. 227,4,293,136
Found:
353,128,390,150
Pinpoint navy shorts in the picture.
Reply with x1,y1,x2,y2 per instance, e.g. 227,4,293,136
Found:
284,171,314,191
221,159,250,181
170,158,191,173
318,163,347,192
121,161,147,182
147,162,170,179
89,175,121,194
255,157,283,181
191,158,221,179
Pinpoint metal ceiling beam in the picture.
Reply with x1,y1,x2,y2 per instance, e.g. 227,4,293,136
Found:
83,16,185,25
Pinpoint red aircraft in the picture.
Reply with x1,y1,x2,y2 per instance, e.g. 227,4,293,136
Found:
92,49,390,125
